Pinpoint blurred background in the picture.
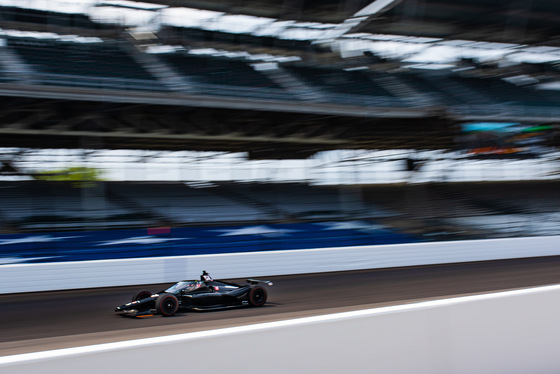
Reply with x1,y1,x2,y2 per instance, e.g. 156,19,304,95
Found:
1,0,560,264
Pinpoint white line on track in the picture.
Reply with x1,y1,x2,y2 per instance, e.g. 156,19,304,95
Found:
1,283,560,365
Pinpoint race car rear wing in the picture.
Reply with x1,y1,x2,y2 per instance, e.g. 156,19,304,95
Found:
247,279,273,286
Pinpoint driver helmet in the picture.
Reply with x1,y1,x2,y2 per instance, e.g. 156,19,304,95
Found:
201,270,213,282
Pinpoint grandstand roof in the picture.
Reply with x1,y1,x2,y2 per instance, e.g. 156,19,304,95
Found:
140,0,560,45
3,0,560,44
359,0,560,46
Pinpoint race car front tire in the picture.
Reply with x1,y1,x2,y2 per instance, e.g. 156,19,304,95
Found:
248,286,267,307
132,290,152,302
156,294,179,316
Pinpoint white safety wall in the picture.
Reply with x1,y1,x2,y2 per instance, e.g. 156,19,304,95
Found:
2,235,560,294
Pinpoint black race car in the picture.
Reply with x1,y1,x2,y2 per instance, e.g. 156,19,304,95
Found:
115,271,273,317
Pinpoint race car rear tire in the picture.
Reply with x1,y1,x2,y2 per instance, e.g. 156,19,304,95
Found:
132,290,152,302
248,286,267,307
156,294,179,316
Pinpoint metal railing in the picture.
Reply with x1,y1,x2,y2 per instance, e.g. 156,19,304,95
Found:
27,72,169,92
1,69,559,118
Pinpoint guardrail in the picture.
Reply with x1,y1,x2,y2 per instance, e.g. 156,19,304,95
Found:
2,235,559,294
452,103,560,120
30,72,168,92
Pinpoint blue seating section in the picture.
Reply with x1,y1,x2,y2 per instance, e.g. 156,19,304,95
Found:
0,222,419,264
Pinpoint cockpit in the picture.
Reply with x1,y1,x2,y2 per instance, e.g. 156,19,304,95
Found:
165,280,204,293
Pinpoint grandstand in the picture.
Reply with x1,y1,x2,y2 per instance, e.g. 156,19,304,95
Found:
0,180,392,231
0,0,560,263
3,31,560,112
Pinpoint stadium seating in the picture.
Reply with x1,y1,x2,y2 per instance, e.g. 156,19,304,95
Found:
216,182,395,220
362,181,560,239
284,66,392,96
397,71,560,108
0,181,413,262
0,6,109,30
0,181,148,231
157,51,293,100
107,182,273,224
0,181,395,232
6,37,164,91
160,53,277,87
2,181,559,237
1,180,560,262
283,65,406,106
3,33,560,110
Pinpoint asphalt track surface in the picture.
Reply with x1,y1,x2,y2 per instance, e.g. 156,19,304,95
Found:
3,256,560,356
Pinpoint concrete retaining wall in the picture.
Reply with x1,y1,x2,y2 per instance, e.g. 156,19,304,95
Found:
2,236,560,294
